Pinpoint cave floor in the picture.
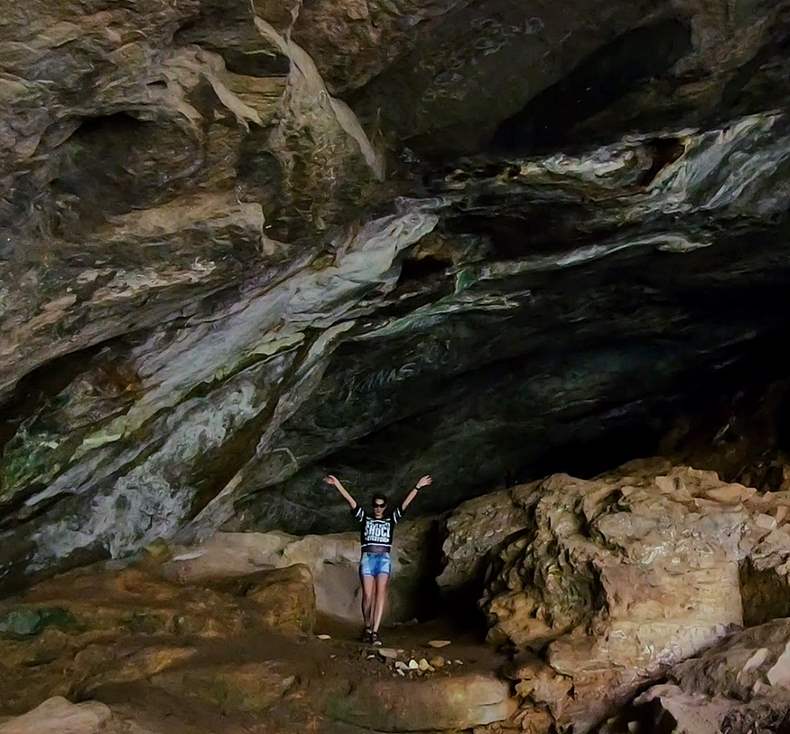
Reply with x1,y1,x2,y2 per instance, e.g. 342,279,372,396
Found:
1,593,509,733
89,619,508,734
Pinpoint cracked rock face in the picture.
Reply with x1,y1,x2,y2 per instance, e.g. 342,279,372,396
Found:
3,0,790,586
603,619,790,734
441,459,790,732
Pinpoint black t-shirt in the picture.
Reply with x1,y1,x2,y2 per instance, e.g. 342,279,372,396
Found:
353,505,403,552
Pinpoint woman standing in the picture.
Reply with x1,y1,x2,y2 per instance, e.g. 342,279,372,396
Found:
324,473,433,645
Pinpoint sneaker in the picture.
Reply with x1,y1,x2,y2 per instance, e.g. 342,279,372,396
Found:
371,631,383,647
361,627,372,643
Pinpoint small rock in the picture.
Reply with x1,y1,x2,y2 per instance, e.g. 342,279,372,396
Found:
316,634,331,640
408,659,419,670
428,640,451,648
394,661,409,671
0,697,112,734
454,660,463,665
396,668,405,676
377,648,398,660
418,658,431,672
430,656,445,668
767,641,790,687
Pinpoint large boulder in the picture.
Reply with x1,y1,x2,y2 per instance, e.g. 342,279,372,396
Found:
150,661,296,715
604,618,790,733
162,518,437,623
325,672,517,731
440,458,790,732
219,564,316,635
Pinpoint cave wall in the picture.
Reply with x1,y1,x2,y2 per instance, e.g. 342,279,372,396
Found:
2,0,790,588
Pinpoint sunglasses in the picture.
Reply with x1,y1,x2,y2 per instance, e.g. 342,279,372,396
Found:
373,502,386,509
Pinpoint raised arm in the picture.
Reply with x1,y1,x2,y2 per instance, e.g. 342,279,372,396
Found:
324,474,358,509
399,474,432,513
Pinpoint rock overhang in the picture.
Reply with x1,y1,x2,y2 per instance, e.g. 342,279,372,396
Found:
1,0,790,586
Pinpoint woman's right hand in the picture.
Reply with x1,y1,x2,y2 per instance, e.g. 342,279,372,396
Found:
324,475,340,489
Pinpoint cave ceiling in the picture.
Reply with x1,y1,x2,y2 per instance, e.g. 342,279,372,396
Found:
1,0,790,586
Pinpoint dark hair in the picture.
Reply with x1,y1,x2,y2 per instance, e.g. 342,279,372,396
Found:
372,493,388,505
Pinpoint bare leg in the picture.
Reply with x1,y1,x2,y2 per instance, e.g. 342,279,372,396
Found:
372,573,389,633
361,574,375,629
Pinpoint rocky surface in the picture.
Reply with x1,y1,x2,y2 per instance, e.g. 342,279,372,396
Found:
0,550,516,733
603,618,790,733
0,560,315,713
2,0,790,587
10,460,790,732
161,518,437,622
330,673,516,731
440,459,790,732
0,697,114,734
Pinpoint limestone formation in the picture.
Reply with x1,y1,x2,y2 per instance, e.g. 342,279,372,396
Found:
0,561,315,713
440,459,790,732
6,4,790,733
603,618,790,733
2,0,790,590
161,518,437,623
326,672,517,731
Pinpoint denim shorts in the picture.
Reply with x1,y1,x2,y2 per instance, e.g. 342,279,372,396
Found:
360,552,391,577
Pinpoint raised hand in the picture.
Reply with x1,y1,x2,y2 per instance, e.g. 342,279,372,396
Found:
416,475,432,489
324,475,341,489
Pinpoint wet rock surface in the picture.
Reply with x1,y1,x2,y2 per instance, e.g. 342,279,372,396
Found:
2,0,790,587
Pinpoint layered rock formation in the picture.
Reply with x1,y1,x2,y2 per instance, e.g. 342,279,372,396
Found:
8,459,790,731
3,0,790,588
160,517,438,622
0,545,515,733
603,619,790,733
441,459,790,732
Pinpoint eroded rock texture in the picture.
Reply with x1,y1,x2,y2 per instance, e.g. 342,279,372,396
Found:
2,0,790,587
603,619,790,734
161,519,438,623
442,459,790,732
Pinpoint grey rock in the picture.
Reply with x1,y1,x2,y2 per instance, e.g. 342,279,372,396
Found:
2,0,790,590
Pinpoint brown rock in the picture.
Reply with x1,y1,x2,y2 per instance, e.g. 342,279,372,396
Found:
0,697,113,734
326,672,517,731
151,661,295,714
222,564,316,635
163,520,435,624
438,490,532,594
443,459,790,732
73,643,198,694
605,618,790,733
0,562,313,712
